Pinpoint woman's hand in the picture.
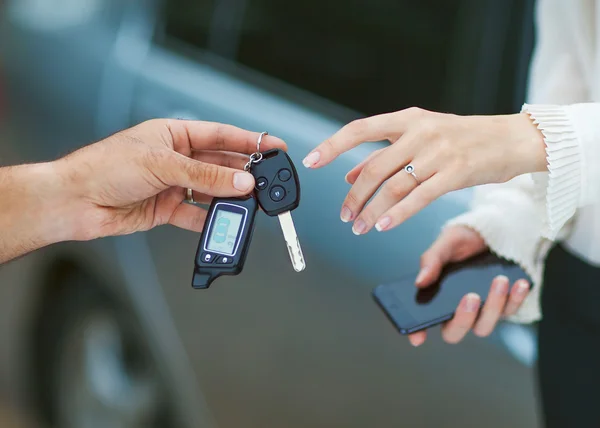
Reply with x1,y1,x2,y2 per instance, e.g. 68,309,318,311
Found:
303,108,545,234
409,225,530,346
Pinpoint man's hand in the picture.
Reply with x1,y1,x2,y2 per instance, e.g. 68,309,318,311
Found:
409,225,530,347
0,119,287,263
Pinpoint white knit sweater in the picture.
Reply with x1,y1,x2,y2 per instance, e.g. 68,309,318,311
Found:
447,0,600,323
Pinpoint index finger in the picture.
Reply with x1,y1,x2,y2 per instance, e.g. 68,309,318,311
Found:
167,120,288,155
303,107,423,169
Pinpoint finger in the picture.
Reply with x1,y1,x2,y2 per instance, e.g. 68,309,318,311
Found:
341,136,423,226
350,159,436,235
408,330,427,347
166,120,288,155
503,279,530,317
345,148,386,185
441,293,480,344
415,232,457,288
303,107,424,169
168,203,209,232
374,173,449,232
473,276,510,337
192,150,249,170
155,151,256,197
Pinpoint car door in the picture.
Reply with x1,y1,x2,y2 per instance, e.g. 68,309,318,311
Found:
129,1,538,427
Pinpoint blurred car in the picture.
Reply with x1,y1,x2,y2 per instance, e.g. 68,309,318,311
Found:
0,0,539,427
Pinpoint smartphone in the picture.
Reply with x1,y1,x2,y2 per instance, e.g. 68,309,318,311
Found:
372,252,531,335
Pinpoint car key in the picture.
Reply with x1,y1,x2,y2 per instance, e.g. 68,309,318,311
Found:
191,196,258,289
250,148,306,272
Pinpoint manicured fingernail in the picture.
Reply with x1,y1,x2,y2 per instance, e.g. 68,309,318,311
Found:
341,206,353,223
303,151,320,168
375,217,392,232
415,267,430,285
344,173,351,184
494,276,509,295
352,219,366,235
233,172,254,191
464,293,480,312
517,280,529,294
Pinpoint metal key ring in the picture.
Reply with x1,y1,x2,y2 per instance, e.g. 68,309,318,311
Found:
256,131,268,154
244,132,268,171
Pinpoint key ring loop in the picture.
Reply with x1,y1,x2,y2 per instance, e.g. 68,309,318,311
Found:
256,131,268,154
244,131,268,171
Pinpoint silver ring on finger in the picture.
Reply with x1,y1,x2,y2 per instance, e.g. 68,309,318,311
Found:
404,164,420,185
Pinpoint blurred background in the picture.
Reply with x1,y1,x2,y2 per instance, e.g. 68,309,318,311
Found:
0,0,539,427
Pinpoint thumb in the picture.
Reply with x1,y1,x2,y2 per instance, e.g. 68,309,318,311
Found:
415,231,457,288
159,152,255,196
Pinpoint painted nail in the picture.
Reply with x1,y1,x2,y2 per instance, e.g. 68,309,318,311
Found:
517,280,530,294
341,206,353,223
375,217,392,232
464,293,480,312
352,219,367,235
494,276,509,295
233,172,254,191
415,267,430,285
302,151,321,168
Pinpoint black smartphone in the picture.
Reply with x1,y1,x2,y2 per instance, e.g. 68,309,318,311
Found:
372,252,531,335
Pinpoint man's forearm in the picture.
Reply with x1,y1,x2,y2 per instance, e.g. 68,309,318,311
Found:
0,162,77,263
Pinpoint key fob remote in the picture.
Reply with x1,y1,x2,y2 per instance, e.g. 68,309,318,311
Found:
191,196,258,289
251,149,300,216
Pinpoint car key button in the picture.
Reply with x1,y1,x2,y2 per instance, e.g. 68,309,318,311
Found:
256,177,268,190
216,256,234,265
270,186,286,202
278,169,292,182
201,252,216,264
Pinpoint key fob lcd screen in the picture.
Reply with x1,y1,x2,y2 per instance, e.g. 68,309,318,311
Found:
192,196,258,289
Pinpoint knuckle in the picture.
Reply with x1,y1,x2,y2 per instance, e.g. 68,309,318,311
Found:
405,106,425,118
346,118,369,137
361,161,380,181
358,208,377,225
193,162,225,190
384,179,408,199
344,190,361,208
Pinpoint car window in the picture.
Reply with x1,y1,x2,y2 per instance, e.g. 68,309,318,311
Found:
160,0,534,118
163,0,216,51
236,1,465,117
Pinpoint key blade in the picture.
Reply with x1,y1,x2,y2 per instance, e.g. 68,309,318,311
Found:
278,211,306,272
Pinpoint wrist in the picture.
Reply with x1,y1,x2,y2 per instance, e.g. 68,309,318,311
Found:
510,112,548,175
17,162,81,245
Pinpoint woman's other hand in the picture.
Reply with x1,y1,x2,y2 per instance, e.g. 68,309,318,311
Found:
409,225,530,346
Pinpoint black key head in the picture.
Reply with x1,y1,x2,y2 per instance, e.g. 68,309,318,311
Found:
251,149,300,216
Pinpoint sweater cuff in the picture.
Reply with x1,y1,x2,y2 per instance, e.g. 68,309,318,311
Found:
445,207,545,324
521,104,581,240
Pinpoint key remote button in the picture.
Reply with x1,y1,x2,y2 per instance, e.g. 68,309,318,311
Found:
201,252,216,264
256,177,268,190
216,256,234,265
270,186,286,202
278,169,292,182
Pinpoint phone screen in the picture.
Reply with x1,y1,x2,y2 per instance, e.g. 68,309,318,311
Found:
373,252,530,334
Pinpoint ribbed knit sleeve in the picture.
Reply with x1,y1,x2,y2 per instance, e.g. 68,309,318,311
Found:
522,104,581,240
